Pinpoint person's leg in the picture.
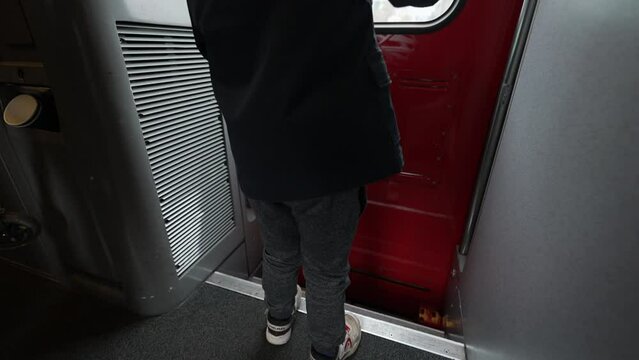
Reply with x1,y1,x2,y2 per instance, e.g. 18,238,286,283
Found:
288,188,365,358
249,200,302,326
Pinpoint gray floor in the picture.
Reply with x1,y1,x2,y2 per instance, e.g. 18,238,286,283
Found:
1,262,446,360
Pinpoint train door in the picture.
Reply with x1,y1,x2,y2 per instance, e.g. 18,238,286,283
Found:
347,0,524,324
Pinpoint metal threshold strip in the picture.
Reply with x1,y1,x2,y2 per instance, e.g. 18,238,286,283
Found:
206,272,466,360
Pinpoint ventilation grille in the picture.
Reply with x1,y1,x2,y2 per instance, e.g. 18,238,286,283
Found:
116,22,235,277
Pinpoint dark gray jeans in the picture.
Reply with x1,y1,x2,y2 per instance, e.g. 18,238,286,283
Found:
249,187,366,357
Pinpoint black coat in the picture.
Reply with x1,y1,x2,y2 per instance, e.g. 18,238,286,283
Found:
187,0,405,201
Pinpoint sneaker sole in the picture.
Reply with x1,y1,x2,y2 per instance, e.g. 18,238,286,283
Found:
265,286,302,346
341,315,362,359
342,339,361,360
266,327,292,345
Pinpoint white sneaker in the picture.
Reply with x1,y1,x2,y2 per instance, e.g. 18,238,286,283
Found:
336,314,362,360
310,313,362,360
265,285,302,345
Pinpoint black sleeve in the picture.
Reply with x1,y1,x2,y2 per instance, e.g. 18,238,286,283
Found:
388,0,439,7
186,0,208,58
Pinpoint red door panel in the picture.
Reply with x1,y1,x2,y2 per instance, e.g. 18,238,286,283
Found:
347,0,524,321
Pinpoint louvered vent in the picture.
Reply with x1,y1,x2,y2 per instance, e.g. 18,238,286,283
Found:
116,22,235,277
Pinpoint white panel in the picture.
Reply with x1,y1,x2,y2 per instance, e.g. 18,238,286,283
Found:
117,22,236,277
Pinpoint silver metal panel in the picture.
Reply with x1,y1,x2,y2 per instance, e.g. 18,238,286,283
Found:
242,194,264,276
13,0,245,315
117,22,236,277
459,0,537,256
218,243,250,279
208,272,466,360
461,0,639,359
0,81,112,281
443,255,464,343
